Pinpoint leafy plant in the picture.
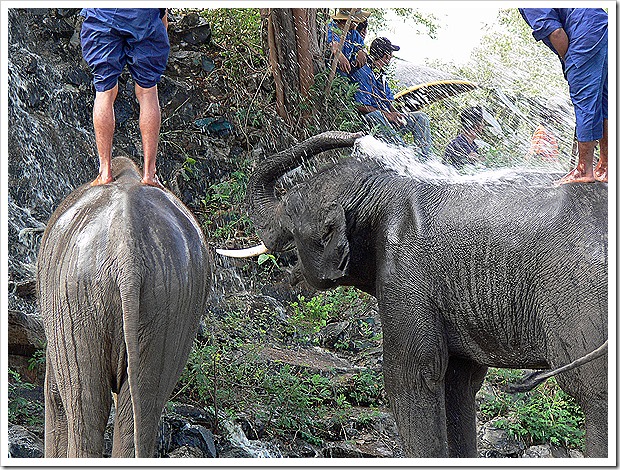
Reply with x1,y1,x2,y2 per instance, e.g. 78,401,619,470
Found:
479,369,585,450
8,369,44,428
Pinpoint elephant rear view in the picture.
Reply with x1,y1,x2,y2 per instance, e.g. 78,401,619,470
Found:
37,157,211,458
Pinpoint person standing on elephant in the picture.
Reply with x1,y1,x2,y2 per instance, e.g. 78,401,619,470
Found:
519,8,608,184
443,106,485,170
80,8,169,188
350,37,432,159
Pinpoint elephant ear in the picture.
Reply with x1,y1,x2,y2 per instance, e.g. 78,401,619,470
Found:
319,201,350,282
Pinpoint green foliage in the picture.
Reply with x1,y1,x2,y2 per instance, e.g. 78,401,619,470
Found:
480,369,585,450
174,286,384,446
348,369,384,406
8,369,44,428
197,8,265,80
290,295,332,336
257,253,279,270
306,69,366,135
200,169,253,241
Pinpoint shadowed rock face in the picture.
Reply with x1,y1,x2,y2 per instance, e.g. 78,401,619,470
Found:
7,8,217,309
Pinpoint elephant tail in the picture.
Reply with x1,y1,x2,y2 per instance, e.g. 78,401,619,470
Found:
503,340,608,393
118,270,145,457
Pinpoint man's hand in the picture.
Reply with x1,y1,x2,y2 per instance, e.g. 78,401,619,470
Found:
337,52,351,73
548,27,569,60
384,110,406,125
355,50,367,68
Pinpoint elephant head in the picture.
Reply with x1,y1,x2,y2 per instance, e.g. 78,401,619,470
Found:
244,131,364,289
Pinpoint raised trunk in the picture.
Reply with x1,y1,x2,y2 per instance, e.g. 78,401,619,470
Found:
246,131,362,250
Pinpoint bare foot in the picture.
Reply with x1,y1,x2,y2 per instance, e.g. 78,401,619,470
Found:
594,164,608,183
90,173,113,186
557,168,596,185
141,174,164,189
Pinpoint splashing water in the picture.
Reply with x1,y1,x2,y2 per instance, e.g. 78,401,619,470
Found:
353,134,563,189
221,420,283,458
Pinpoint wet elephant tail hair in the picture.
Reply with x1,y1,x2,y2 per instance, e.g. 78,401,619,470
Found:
503,340,608,393
118,271,144,457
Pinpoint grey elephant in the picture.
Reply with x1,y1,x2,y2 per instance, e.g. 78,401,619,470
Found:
37,157,211,458
227,131,608,458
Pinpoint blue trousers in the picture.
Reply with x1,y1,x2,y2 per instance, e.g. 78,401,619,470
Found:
565,34,608,142
364,110,432,159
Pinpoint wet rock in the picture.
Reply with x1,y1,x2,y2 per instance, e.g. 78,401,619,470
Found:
42,16,74,38
171,423,217,458
195,116,234,137
8,424,44,458
65,67,90,88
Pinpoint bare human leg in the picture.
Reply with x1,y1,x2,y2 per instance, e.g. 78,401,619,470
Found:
594,118,608,182
91,85,118,186
559,139,596,184
135,83,164,189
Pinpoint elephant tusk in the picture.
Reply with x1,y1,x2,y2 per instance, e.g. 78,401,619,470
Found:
216,242,269,258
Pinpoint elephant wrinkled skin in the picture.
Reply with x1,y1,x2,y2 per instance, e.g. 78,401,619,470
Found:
245,132,608,458
37,157,211,458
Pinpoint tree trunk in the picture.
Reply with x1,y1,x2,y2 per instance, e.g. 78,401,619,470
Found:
261,8,328,129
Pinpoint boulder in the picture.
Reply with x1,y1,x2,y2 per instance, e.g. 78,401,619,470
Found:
8,424,44,458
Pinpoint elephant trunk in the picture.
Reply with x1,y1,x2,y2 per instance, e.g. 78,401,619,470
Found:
247,131,363,250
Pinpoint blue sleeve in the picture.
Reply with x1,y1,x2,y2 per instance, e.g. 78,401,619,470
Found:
519,8,563,41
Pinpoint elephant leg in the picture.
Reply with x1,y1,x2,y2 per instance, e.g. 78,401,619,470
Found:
444,356,487,457
583,400,608,457
44,356,68,457
380,304,449,457
55,349,112,458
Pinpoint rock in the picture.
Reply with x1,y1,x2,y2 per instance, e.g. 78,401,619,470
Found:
174,14,212,46
477,419,526,457
195,116,234,137
318,321,349,348
522,444,553,458
8,309,46,384
172,424,217,458
168,445,208,458
42,16,74,38
8,424,44,458
258,345,356,373
522,444,578,458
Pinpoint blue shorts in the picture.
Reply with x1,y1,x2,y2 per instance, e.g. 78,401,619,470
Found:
565,34,608,142
80,9,170,92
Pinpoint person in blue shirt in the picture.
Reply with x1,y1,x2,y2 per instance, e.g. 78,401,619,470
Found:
443,106,485,169
80,8,169,188
327,9,369,75
519,8,608,184
350,37,432,158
